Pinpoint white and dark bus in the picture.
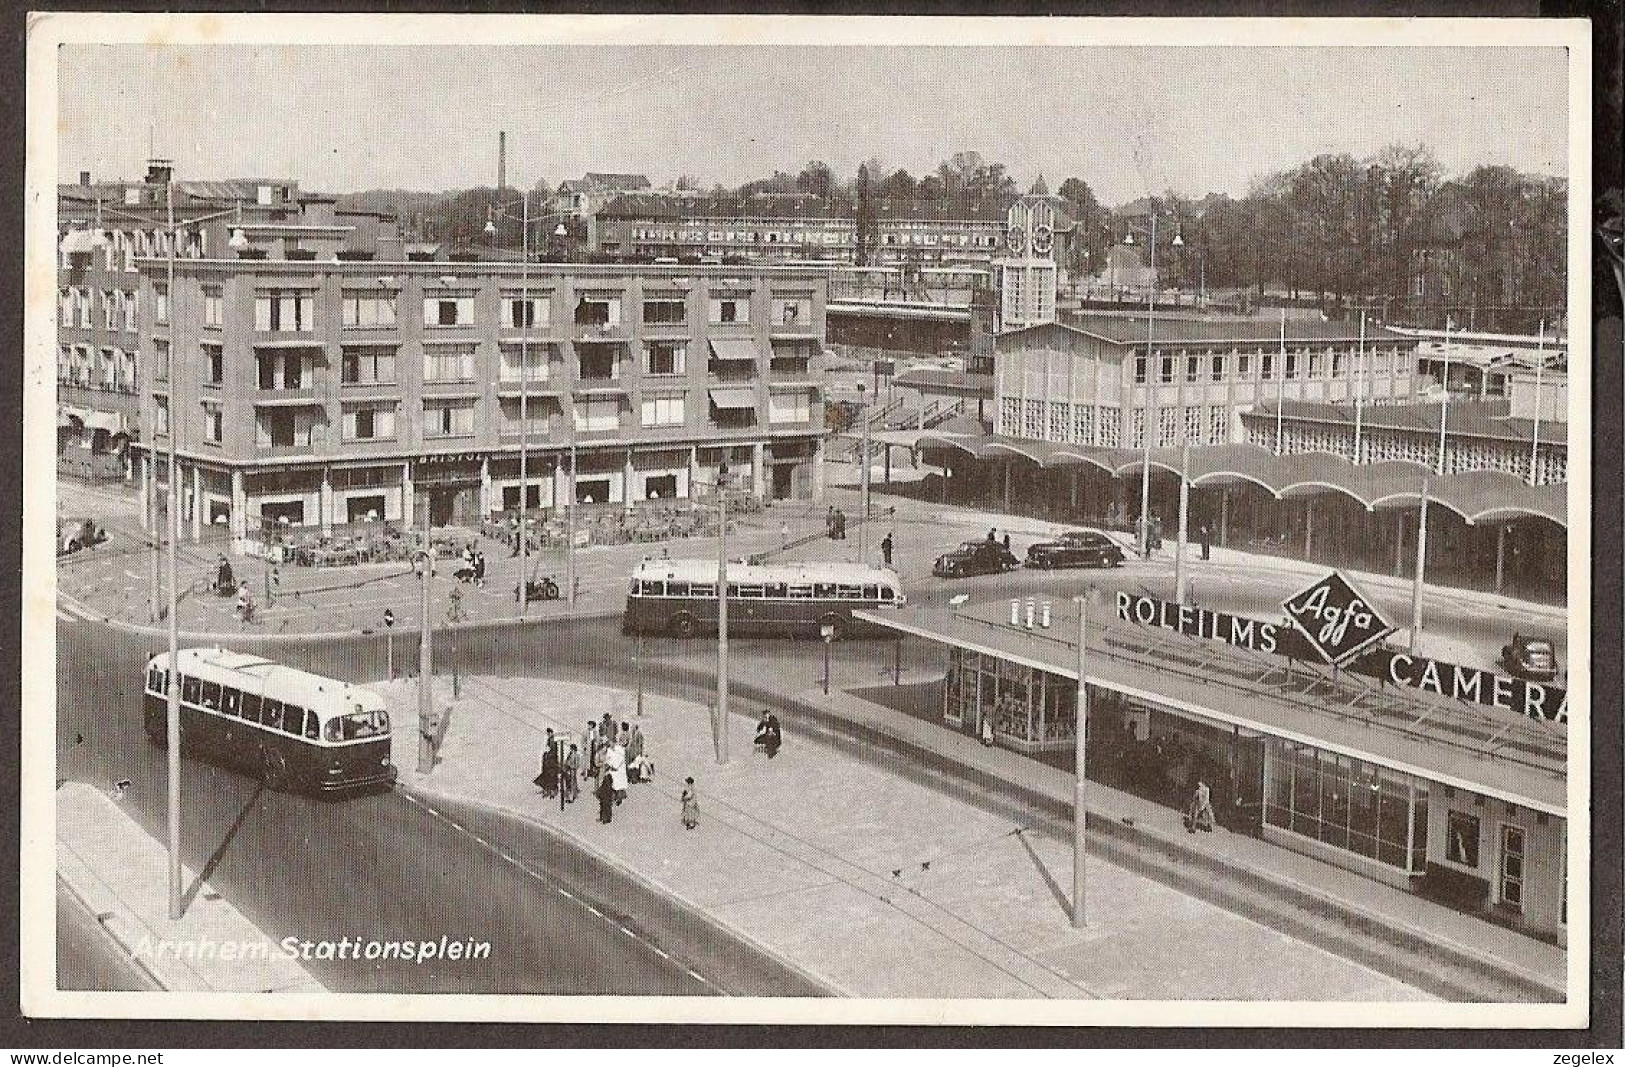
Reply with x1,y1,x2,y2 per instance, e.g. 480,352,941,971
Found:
143,647,397,795
621,558,905,639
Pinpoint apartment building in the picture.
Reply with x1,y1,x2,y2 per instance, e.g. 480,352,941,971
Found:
592,192,1008,266
134,253,828,539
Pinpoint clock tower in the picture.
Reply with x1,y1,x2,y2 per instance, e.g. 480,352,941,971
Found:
995,176,1065,333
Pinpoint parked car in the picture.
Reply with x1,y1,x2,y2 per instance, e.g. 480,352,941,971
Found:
57,518,106,556
1500,633,1558,682
1024,529,1125,570
932,539,1019,578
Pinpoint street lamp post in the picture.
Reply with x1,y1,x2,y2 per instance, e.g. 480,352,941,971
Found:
1124,216,1180,557
99,181,247,921
715,462,731,764
484,192,568,616
857,383,870,562
566,444,577,606
417,506,435,773
1436,317,1453,476
1071,596,1091,928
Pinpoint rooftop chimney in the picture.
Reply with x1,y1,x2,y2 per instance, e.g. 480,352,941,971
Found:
145,158,173,186
498,131,507,192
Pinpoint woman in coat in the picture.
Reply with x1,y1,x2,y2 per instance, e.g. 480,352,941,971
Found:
605,740,629,803
596,768,616,824
681,777,700,830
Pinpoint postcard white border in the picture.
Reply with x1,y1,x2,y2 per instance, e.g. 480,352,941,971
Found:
22,11,1594,1028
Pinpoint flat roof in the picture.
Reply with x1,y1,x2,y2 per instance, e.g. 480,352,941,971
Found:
855,599,1566,815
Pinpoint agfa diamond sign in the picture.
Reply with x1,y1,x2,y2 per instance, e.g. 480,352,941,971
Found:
1281,571,1396,666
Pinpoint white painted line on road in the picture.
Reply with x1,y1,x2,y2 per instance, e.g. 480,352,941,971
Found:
618,925,637,939
557,888,575,900
687,968,711,985
651,947,671,960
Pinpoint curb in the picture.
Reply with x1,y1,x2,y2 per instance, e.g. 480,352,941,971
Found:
622,662,1564,1004
397,781,842,998
55,873,167,991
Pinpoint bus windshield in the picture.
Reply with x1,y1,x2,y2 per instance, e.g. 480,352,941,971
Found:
325,709,390,742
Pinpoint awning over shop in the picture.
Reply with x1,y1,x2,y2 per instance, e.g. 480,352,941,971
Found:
708,337,761,363
82,410,124,434
708,387,758,410
60,230,98,254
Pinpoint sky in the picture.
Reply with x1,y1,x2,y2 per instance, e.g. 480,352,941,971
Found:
56,41,1571,206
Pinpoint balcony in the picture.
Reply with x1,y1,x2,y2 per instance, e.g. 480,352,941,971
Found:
252,388,323,407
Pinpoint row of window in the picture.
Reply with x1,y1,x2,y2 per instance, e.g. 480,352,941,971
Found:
189,340,815,391
625,226,1001,250
630,578,897,601
58,287,142,331
236,290,815,332
231,392,814,449
1130,347,1409,386
59,228,198,274
57,344,138,392
998,397,1237,449
146,666,388,742
1245,422,1569,485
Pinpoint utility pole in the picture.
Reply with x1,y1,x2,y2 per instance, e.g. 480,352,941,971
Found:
1436,317,1452,475
1352,311,1367,464
418,506,434,773
566,444,577,605
163,176,182,921
1174,441,1191,604
715,463,730,764
1072,597,1089,929
1409,477,1430,655
858,384,871,562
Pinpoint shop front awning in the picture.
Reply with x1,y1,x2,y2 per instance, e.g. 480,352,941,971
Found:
81,410,124,434
708,387,758,410
60,230,98,254
708,337,761,363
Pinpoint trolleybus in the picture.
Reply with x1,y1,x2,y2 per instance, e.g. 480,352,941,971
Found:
143,647,397,795
621,559,905,639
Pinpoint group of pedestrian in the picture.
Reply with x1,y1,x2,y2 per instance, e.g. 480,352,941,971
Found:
825,506,849,540
532,706,788,833
986,527,1011,551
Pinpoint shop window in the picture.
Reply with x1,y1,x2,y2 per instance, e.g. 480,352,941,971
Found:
1446,810,1480,867
1498,824,1524,910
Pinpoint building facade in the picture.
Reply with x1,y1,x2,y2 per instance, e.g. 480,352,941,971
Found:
993,316,1421,450
592,192,1008,267
57,162,401,480
133,255,828,539
993,186,1071,332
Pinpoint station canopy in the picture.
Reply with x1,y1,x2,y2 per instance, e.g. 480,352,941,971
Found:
911,434,1566,528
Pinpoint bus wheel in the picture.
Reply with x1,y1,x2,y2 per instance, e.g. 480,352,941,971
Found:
672,613,697,639
259,748,288,791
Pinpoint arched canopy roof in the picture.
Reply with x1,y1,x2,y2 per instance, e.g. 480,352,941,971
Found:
929,434,1568,528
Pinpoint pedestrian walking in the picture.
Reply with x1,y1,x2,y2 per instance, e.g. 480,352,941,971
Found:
596,768,616,824
1198,523,1211,562
626,723,647,783
834,509,847,540
472,549,487,587
986,527,998,545
880,532,894,568
562,743,580,803
1185,778,1215,833
681,777,700,830
1150,515,1164,553
826,506,837,540
1001,532,1011,553
780,520,791,548
584,720,599,777
533,729,559,797
617,720,631,748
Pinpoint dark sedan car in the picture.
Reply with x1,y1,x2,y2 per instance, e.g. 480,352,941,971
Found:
1024,529,1125,570
933,539,1020,578
1500,634,1559,682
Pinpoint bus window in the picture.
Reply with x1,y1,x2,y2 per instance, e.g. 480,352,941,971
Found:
839,585,865,600
691,583,715,598
221,688,241,717
667,582,691,597
787,585,812,599
878,587,895,601
199,680,221,710
328,710,390,741
725,584,741,598
814,583,838,599
764,582,788,599
639,579,665,596
262,698,284,732
181,675,201,705
241,692,262,724
736,585,764,598
282,706,308,737
862,585,879,600
304,712,320,741
147,668,165,694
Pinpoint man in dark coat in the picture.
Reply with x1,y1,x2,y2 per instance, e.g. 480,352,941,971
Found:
596,768,616,824
1198,523,1212,561
880,532,894,568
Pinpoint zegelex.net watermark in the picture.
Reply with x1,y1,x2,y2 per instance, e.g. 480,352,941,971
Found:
132,934,492,964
